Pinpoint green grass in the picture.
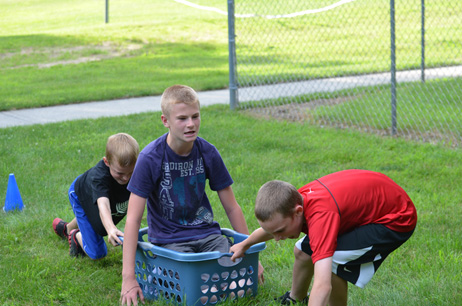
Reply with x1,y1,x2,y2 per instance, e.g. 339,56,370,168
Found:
1,0,461,111
1,105,462,305
0,0,230,111
235,0,462,84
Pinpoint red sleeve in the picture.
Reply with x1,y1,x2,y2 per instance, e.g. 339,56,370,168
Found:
308,210,340,264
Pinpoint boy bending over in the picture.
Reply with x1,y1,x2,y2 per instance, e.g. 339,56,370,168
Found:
231,169,417,306
53,133,139,259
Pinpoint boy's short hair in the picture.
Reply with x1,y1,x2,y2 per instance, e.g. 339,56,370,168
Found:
255,180,303,222
105,133,139,167
161,85,200,118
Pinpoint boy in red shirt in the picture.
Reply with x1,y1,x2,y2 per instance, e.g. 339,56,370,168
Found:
231,169,417,306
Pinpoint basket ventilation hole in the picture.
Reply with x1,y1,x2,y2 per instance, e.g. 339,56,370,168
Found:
201,285,209,294
175,271,180,280
247,266,254,275
238,290,245,298
230,270,238,279
239,268,246,277
200,296,208,305
221,282,229,291
210,284,219,293
238,279,245,288
221,271,229,280
211,273,220,282
210,295,218,304
246,278,254,286
168,269,174,278
201,273,210,282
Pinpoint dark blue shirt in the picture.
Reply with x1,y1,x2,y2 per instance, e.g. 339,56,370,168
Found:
128,134,233,244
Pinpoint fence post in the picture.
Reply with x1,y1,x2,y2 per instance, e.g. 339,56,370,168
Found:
421,0,425,82
390,0,397,136
105,0,109,23
227,0,238,110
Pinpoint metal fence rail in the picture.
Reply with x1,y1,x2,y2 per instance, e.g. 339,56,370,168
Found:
228,0,462,147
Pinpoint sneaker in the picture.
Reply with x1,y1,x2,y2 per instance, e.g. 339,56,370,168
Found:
275,291,309,305
68,229,86,257
53,218,68,240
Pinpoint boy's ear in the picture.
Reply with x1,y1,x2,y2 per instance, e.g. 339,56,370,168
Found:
103,156,110,167
161,114,169,128
294,204,304,216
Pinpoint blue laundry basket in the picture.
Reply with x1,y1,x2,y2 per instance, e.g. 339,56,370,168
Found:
133,227,266,305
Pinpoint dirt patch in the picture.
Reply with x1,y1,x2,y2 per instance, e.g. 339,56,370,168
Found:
242,97,460,147
242,96,353,122
2,42,143,69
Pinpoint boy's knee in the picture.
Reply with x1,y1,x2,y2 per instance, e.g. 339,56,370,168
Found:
87,250,107,260
84,245,107,260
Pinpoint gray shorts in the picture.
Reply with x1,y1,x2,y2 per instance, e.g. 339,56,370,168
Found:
156,234,233,254
296,224,414,288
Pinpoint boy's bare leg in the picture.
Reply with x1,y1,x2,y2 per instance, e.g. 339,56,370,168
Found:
329,273,348,306
67,218,78,234
290,246,314,300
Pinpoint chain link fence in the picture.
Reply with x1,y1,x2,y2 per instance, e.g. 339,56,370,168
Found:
228,0,462,147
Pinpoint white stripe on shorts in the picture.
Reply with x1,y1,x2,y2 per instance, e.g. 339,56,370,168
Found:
295,237,377,288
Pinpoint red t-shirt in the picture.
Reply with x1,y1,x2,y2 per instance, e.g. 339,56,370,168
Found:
300,169,417,264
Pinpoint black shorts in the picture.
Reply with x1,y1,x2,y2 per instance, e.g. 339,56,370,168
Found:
295,224,414,288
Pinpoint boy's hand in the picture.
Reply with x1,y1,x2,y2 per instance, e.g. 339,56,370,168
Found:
258,261,265,284
120,278,144,306
108,228,124,246
229,241,249,262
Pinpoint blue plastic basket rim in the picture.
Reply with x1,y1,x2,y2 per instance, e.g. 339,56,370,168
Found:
122,227,266,262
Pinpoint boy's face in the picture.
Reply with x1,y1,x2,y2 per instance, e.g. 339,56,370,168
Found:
161,102,200,146
103,157,134,185
258,205,304,241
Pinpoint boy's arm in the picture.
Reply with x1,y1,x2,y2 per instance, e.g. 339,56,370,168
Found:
120,193,146,306
217,186,249,234
218,186,266,283
230,227,273,261
97,197,123,246
308,257,333,306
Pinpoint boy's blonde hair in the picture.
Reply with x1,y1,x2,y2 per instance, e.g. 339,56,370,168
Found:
161,85,200,118
105,133,140,167
255,180,303,222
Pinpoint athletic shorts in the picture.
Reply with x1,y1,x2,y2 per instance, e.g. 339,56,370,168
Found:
156,234,232,253
68,177,107,260
295,224,414,288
